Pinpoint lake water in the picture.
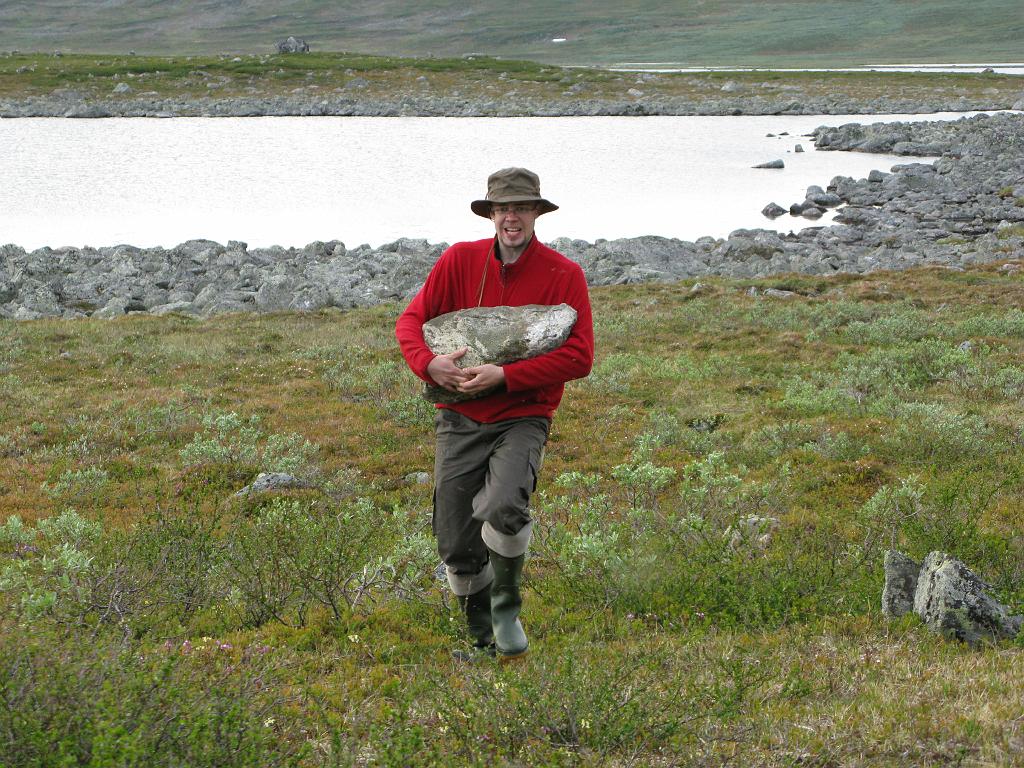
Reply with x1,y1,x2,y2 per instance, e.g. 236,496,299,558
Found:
610,63,1024,75
0,113,975,251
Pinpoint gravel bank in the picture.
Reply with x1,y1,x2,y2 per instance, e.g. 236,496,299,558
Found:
2,92,1023,119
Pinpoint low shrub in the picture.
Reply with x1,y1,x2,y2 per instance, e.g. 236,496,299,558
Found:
179,411,318,476
534,450,862,627
841,308,938,344
0,509,109,621
219,496,435,628
0,624,307,768
429,643,698,764
778,376,852,416
41,465,111,502
877,400,995,460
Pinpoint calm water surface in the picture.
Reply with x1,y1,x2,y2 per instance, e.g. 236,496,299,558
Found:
610,64,1024,74
0,113,974,250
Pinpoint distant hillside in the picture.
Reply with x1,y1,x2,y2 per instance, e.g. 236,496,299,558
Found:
1,1,1022,66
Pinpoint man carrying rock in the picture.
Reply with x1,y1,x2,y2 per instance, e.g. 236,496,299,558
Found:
396,168,594,660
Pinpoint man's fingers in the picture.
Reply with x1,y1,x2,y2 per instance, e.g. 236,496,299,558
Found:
428,350,474,390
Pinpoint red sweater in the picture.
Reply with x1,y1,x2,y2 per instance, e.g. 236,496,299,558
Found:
396,236,594,423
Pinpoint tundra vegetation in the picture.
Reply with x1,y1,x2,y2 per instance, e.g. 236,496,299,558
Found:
0,0,1020,66
3,262,1024,766
1,50,1022,108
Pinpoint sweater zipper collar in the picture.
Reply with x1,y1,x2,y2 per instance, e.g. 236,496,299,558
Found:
494,235,535,276
492,235,535,301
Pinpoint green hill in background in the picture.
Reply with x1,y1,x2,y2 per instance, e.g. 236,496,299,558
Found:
2,0,1021,66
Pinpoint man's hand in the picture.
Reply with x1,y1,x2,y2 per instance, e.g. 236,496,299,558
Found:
427,348,470,392
457,364,505,395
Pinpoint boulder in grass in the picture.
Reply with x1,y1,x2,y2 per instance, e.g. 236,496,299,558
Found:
913,551,1022,644
881,550,920,617
277,36,309,53
235,472,313,496
725,515,779,551
422,304,577,404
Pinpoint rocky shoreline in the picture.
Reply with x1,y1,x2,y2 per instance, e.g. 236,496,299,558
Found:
3,91,1023,119
2,111,1022,321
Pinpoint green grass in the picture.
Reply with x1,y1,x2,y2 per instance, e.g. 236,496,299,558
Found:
2,50,1022,108
997,224,1024,240
4,261,1024,765
1,0,1022,66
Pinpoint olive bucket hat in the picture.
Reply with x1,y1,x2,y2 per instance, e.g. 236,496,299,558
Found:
471,167,559,218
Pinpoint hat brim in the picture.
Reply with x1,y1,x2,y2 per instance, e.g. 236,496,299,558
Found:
471,198,559,218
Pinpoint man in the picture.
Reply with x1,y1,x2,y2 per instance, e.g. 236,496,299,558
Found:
395,167,594,660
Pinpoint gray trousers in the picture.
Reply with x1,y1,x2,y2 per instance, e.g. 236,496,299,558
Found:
433,409,549,596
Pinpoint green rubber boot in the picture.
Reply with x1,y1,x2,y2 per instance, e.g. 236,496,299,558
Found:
457,583,495,652
489,551,528,659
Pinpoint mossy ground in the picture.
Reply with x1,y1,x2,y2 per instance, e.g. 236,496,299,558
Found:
3,262,1024,765
1,0,1021,67
0,51,1021,108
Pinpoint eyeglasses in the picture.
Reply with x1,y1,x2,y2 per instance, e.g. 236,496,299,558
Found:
491,203,538,216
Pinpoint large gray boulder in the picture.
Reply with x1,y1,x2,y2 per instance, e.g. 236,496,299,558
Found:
15,279,62,318
150,300,198,317
913,551,1022,644
881,550,920,617
277,36,309,53
92,296,130,318
257,275,301,311
421,304,577,403
805,186,843,207
0,280,17,304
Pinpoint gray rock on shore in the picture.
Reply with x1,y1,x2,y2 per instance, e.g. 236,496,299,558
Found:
2,112,1023,321
1,90,1019,120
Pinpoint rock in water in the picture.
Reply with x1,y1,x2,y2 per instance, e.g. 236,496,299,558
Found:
422,304,577,403
881,550,920,617
913,551,1022,644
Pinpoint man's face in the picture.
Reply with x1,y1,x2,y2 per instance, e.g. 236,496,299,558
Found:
490,202,539,252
